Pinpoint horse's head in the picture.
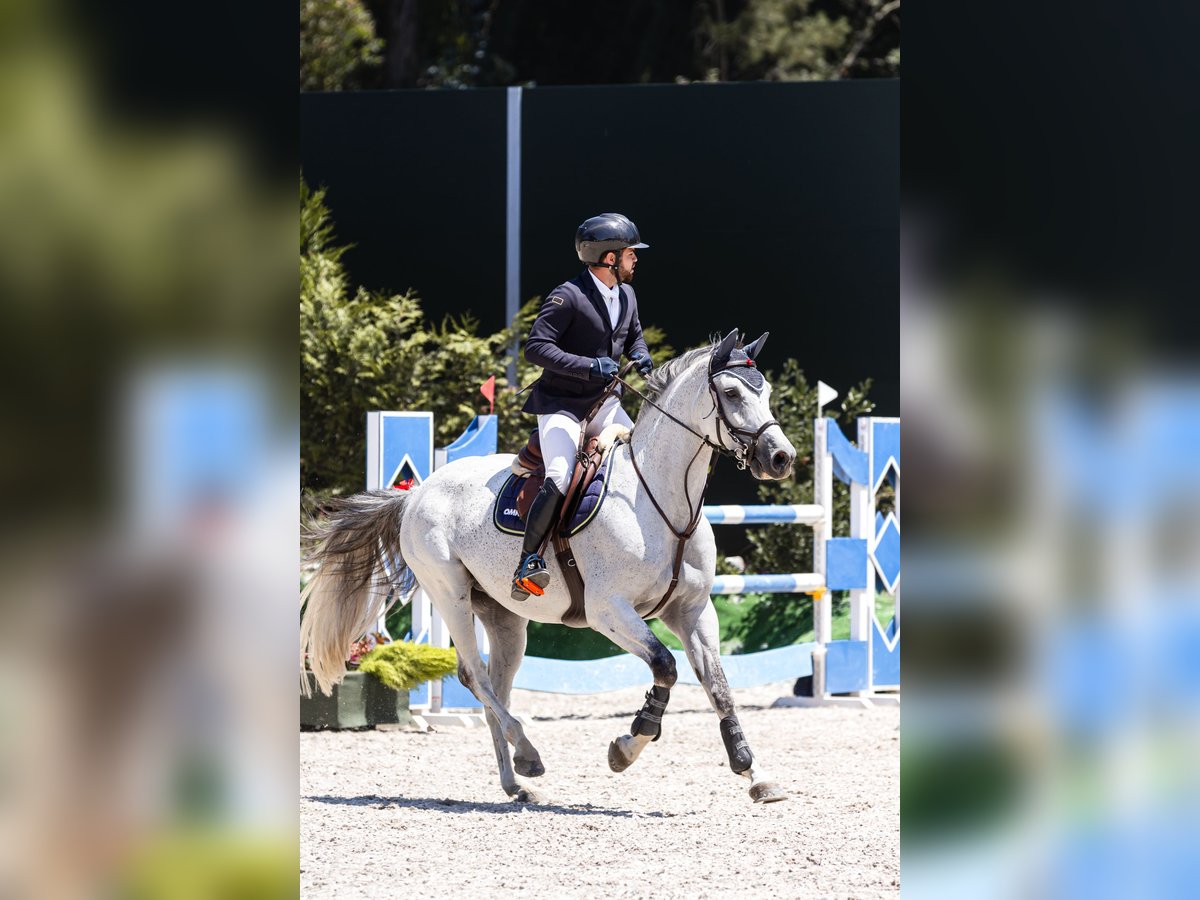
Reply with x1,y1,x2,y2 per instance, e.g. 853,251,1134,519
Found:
705,328,797,480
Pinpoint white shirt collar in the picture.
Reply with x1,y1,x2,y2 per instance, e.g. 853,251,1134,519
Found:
588,269,620,303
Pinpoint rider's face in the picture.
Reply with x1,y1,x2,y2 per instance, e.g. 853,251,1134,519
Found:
617,247,637,283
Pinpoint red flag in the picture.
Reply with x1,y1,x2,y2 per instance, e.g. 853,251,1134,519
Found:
480,375,495,414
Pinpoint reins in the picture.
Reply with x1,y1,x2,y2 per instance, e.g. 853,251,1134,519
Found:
535,347,782,621
609,354,780,617
623,397,715,617
613,360,781,472
612,375,732,460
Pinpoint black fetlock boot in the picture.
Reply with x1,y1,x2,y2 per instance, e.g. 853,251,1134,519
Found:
511,480,565,601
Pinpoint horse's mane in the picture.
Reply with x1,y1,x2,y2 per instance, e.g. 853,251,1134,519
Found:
641,340,717,402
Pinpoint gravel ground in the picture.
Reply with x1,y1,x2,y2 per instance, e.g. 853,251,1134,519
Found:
301,680,899,899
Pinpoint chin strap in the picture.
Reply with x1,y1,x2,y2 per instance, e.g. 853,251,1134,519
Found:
589,262,621,284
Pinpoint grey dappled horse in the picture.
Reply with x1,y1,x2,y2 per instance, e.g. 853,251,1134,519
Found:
301,329,797,804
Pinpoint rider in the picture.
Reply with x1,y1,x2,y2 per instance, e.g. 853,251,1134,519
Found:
511,213,655,601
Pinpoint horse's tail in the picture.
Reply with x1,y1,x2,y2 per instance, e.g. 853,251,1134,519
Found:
300,489,415,697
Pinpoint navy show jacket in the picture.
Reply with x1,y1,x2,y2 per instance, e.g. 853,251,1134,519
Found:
522,269,651,418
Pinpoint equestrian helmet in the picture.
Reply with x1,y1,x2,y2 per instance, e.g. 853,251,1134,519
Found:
575,213,649,265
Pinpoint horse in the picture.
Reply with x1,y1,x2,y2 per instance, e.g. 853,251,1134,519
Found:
301,328,798,804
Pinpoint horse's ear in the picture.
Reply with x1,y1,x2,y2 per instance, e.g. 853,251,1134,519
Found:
743,332,769,361
711,328,738,373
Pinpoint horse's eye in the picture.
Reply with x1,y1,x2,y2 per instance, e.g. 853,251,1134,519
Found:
724,388,738,399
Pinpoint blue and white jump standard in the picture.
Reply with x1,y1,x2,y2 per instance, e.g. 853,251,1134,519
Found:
702,403,900,706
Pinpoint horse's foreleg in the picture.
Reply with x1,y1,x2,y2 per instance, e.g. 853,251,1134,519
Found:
661,599,788,803
587,597,677,773
422,571,545,780
471,591,543,803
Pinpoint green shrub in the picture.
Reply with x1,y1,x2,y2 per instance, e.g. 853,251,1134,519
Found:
357,641,458,692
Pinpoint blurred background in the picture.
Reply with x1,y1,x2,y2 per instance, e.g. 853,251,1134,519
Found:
903,2,1200,897
23,0,1200,896
0,0,296,895
2,0,904,896
19,0,1200,896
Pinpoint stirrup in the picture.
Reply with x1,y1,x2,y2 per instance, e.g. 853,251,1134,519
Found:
511,553,550,600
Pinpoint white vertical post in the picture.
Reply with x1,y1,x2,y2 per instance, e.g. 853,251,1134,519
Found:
365,412,398,635
849,417,874,694
369,570,393,641
428,603,450,713
365,412,381,490
410,587,432,643
409,587,436,710
813,418,827,587
475,615,490,657
812,418,833,646
891,446,900,633
429,606,451,648
505,86,523,387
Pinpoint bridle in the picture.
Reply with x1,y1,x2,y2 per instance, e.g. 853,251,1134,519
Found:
704,357,781,472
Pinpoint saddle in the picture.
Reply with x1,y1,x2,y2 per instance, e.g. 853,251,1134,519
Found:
510,428,617,526
508,424,629,627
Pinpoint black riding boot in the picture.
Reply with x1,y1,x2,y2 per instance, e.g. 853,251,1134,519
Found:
511,479,565,601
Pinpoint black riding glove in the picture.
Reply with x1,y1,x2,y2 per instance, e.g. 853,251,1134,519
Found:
590,356,619,381
630,350,653,376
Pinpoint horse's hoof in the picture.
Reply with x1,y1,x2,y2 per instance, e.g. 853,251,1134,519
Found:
750,781,788,803
512,787,544,804
514,755,545,778
608,739,633,773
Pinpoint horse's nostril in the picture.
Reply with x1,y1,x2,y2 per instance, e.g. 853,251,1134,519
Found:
771,450,792,474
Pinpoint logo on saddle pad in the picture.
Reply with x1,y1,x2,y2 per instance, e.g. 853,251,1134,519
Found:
504,508,520,517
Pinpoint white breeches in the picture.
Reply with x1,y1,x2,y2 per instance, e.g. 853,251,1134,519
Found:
538,396,634,493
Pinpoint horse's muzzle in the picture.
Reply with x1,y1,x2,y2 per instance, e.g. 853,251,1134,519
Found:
750,428,796,480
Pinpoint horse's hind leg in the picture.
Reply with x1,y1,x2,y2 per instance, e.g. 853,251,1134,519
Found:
660,598,788,803
471,590,543,803
420,565,545,782
586,596,678,773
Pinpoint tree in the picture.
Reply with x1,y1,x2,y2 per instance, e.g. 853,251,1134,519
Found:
300,0,900,91
300,0,384,91
696,0,900,82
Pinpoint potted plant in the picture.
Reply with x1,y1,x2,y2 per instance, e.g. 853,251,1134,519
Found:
301,636,458,730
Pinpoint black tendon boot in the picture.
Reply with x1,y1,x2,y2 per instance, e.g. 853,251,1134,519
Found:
511,479,565,601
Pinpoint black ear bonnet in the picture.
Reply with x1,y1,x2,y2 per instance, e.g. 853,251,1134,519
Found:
708,329,769,394
718,349,765,393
